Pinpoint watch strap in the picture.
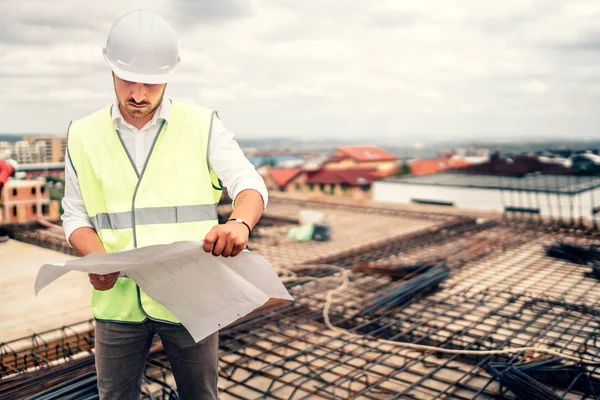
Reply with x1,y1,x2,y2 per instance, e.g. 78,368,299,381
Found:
227,218,252,235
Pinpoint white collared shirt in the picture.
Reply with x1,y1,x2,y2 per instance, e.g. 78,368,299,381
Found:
61,98,268,243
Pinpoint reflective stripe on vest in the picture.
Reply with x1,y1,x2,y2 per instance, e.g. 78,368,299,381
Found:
90,204,218,231
68,99,222,324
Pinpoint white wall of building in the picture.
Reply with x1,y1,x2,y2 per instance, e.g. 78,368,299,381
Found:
373,180,600,220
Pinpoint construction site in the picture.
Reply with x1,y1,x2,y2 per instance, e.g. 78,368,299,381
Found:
2,191,600,399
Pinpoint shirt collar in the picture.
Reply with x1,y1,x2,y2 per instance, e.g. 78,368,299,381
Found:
111,97,171,131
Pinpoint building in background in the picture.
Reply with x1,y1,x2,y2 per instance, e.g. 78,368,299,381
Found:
373,154,600,224
322,146,399,174
13,141,37,164
264,168,303,192
265,167,378,200
24,136,67,163
0,142,12,159
408,156,472,176
262,146,399,200
4,136,66,165
303,168,376,199
452,146,490,158
0,179,60,224
373,172,600,222
33,141,47,163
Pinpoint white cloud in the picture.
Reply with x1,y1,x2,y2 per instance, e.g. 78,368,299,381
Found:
0,0,598,142
417,88,444,101
522,79,548,94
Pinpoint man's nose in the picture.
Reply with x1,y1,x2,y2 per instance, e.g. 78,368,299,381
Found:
131,83,147,103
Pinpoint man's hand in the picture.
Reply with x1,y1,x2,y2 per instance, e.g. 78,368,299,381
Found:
88,272,119,291
203,222,249,257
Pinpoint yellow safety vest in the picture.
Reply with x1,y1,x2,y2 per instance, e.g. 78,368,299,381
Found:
67,99,222,324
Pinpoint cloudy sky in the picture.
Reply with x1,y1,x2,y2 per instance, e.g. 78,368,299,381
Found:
1,0,599,143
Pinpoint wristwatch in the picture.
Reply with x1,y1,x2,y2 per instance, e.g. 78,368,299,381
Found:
227,218,252,235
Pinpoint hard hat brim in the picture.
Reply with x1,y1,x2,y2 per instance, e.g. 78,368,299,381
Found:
103,54,176,85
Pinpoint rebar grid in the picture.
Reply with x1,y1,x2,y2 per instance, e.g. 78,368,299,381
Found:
0,320,95,378
284,220,499,282
217,226,600,399
4,222,600,399
0,340,178,400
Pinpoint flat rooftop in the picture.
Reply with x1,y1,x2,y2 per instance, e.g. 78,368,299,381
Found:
383,172,600,194
0,239,91,342
248,195,454,268
3,179,45,188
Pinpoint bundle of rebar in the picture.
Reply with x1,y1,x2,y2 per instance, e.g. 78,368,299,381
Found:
487,363,561,400
355,263,450,316
0,350,178,400
0,355,97,400
488,357,600,398
0,324,175,399
545,241,600,265
0,323,95,378
545,241,600,278
351,263,436,280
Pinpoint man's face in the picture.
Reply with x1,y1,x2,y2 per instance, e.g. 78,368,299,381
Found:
113,74,166,120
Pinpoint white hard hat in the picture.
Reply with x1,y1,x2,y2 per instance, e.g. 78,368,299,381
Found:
103,10,181,84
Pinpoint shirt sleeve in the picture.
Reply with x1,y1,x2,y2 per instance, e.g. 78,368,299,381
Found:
60,147,94,246
208,115,268,210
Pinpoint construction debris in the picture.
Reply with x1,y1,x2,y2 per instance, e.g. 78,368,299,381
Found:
286,222,331,242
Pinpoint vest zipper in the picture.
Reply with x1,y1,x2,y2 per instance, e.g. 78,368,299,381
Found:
128,120,180,325
131,119,166,248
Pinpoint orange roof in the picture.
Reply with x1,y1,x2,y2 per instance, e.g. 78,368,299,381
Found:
448,157,471,168
336,146,398,163
307,168,377,185
409,157,471,176
268,168,302,189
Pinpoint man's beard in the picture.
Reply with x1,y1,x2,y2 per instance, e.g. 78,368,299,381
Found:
120,87,165,120
121,98,160,120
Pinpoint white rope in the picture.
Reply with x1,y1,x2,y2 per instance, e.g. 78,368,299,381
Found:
280,265,600,365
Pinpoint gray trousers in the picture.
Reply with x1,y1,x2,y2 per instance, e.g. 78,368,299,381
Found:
95,320,219,400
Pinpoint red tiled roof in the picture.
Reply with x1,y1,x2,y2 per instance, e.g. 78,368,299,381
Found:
409,157,471,176
336,146,398,163
268,168,302,189
307,168,377,186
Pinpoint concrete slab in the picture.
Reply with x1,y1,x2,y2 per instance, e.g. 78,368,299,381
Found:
0,239,92,342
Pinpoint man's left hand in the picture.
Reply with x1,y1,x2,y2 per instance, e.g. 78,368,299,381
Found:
203,222,249,257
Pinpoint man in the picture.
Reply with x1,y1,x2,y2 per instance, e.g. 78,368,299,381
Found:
61,10,268,400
